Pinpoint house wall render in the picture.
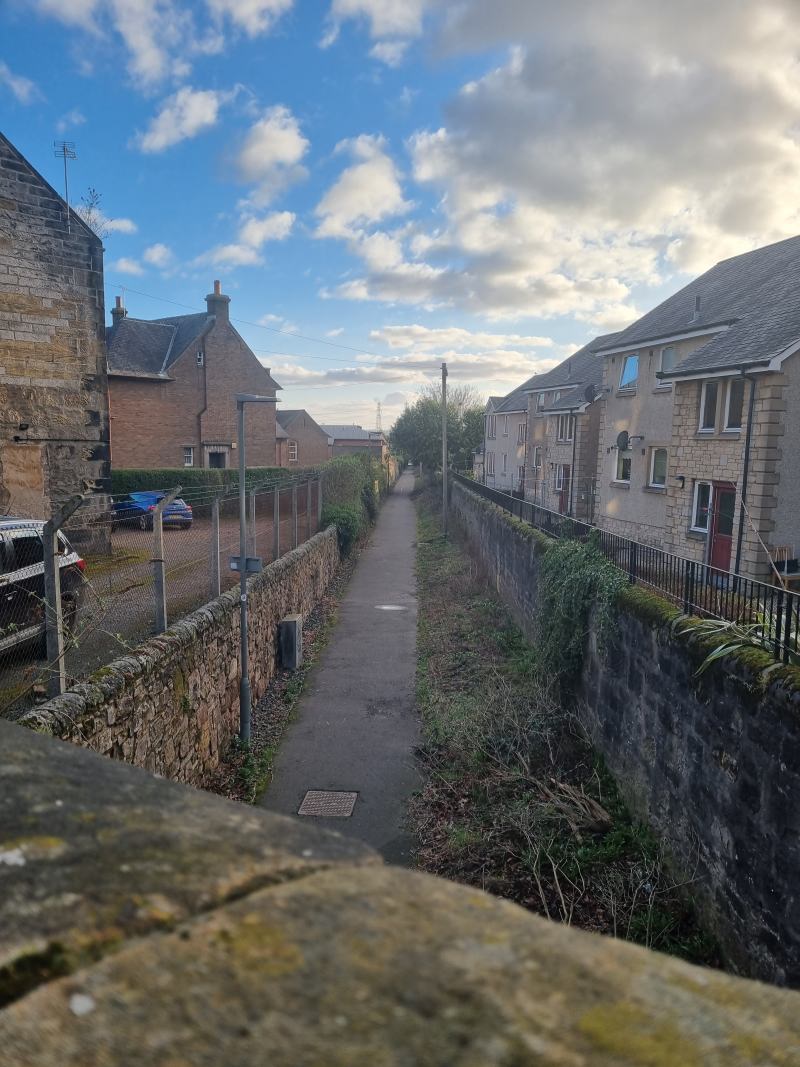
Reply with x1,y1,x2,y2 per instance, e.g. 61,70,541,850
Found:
449,478,800,986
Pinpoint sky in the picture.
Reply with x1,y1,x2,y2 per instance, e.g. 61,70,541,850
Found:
2,1,800,430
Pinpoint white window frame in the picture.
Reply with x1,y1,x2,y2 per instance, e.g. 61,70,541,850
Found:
532,445,542,469
503,415,509,437
487,414,496,439
537,392,545,410
486,452,495,476
556,414,574,442
649,447,667,488
724,378,745,431
691,481,713,532
196,350,204,367
501,452,508,474
517,421,526,444
659,346,676,374
183,446,194,468
699,381,719,432
288,440,298,463
615,451,632,483
619,353,639,389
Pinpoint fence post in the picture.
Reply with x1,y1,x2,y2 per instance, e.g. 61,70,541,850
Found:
249,489,257,558
629,541,638,585
291,484,298,548
306,480,312,540
317,475,323,527
43,492,86,698
774,588,785,660
153,485,181,635
273,487,281,561
210,494,221,598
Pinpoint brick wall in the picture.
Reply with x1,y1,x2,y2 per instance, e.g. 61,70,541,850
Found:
20,527,339,785
278,412,330,468
449,479,800,985
0,133,110,517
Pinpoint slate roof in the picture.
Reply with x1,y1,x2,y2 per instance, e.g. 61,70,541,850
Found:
596,235,800,377
528,333,621,395
320,425,381,441
107,313,211,377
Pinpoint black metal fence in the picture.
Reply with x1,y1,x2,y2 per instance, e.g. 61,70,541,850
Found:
451,472,800,664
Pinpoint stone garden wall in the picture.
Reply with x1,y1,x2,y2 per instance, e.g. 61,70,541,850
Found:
19,527,339,785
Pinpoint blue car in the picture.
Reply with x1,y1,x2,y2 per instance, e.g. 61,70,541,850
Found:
112,492,193,531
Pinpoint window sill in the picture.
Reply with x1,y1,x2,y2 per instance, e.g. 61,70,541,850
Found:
721,429,742,436
653,384,673,392
643,485,666,495
687,529,707,541
609,480,631,490
696,429,715,436
616,388,638,397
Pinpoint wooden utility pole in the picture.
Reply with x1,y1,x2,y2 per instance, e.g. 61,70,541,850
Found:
441,361,448,536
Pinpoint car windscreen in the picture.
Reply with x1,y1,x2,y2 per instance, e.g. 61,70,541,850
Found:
14,534,44,568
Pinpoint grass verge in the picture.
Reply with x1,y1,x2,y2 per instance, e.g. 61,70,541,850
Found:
412,487,719,967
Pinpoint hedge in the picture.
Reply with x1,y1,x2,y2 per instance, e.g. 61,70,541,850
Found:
111,467,292,497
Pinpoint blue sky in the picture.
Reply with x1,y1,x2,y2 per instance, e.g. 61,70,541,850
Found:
2,1,800,428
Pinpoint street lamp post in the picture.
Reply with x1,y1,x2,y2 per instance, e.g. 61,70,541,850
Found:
236,393,277,743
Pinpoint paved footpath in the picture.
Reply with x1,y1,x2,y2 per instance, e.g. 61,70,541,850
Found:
260,471,421,864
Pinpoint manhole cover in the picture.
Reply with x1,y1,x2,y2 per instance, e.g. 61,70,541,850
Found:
298,790,358,818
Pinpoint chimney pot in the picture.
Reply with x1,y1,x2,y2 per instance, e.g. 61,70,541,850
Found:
214,280,221,295
206,280,230,321
115,295,122,309
111,295,127,327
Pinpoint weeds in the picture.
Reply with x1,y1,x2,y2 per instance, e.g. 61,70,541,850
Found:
412,487,718,967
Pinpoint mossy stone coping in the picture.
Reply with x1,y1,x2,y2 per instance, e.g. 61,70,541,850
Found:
1,720,799,1064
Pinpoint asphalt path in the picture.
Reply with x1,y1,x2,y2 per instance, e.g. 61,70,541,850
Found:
261,472,421,865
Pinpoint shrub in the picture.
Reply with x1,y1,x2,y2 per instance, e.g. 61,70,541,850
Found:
111,467,291,497
321,503,363,555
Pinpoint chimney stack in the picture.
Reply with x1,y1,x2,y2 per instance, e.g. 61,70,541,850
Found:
111,294,127,329
206,278,230,321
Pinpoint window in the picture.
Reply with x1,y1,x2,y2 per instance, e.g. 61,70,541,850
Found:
532,446,542,469
660,346,676,374
615,452,632,482
183,446,194,467
196,350,204,367
699,381,719,431
503,416,509,436
501,453,508,474
692,481,713,531
619,354,639,389
557,414,574,441
14,535,43,568
517,421,526,444
649,447,667,487
486,452,495,476
554,464,568,491
487,415,496,439
725,378,745,430
288,440,298,463
537,392,545,410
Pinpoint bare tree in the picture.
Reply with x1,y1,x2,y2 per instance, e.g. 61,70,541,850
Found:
76,187,111,239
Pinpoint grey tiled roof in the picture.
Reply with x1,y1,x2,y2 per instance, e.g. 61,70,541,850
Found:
320,425,381,441
107,313,211,376
597,235,800,376
527,332,621,393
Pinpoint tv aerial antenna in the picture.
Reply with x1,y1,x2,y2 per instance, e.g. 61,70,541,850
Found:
375,399,383,432
54,141,77,233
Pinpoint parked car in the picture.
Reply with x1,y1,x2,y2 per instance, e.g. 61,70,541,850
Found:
0,519,85,659
112,492,193,531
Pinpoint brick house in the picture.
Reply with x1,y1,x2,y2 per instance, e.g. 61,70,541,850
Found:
321,425,387,461
107,282,280,470
276,409,330,467
595,236,800,579
0,132,110,518
522,334,619,520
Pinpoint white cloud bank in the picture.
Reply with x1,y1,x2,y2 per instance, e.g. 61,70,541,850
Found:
137,86,237,152
0,61,41,104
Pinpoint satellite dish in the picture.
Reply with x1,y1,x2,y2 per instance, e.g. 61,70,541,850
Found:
584,383,596,403
616,430,630,451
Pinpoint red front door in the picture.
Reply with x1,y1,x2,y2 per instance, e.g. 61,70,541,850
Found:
709,483,736,573
558,465,571,515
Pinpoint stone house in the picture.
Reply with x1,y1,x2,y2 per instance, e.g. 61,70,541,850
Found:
275,409,330,467
482,392,528,494
522,334,618,520
595,235,800,579
0,132,110,518
107,282,280,470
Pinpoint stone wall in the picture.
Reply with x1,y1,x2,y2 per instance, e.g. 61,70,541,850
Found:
0,132,110,519
449,479,800,986
3,718,799,1063
19,527,339,785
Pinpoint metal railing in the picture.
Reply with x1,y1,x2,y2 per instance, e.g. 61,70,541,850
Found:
451,471,800,664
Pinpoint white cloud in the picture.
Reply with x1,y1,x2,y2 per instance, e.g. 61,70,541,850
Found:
109,256,144,275
369,40,408,66
326,327,345,337
371,325,555,351
208,0,293,35
258,312,298,332
322,0,424,62
237,105,309,205
315,135,410,239
0,61,41,104
143,242,174,267
56,108,86,132
137,86,235,152
194,243,263,268
239,211,295,247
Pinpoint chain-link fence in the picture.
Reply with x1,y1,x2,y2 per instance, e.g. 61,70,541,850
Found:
0,473,322,719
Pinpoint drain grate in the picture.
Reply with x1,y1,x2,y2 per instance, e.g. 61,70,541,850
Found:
298,790,358,818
